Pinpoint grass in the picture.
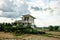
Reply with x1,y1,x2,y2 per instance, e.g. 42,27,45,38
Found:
0,28,60,40
0,31,60,40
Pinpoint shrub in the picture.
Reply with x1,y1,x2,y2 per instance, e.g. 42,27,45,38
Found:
49,25,54,31
0,23,46,35
54,26,59,31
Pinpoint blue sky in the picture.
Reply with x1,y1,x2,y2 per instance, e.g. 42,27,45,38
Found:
0,0,60,27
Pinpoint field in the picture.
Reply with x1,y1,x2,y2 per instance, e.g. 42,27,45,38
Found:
0,31,60,40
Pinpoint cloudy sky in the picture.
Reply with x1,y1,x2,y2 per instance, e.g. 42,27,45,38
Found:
0,0,60,27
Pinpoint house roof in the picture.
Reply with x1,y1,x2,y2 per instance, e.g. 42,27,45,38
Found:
22,14,36,19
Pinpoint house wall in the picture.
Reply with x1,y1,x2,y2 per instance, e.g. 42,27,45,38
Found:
29,17,34,24
22,16,35,25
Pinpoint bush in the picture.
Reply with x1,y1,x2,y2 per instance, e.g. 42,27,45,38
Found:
49,25,54,31
0,23,46,35
54,26,59,31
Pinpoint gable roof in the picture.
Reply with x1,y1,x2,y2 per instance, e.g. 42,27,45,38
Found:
22,14,36,19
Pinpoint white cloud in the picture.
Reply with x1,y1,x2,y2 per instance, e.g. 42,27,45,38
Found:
0,0,4,8
0,17,15,23
0,0,30,18
28,0,60,27
0,0,60,27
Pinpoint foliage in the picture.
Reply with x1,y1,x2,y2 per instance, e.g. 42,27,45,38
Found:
54,26,59,31
48,25,60,31
0,23,46,36
49,25,54,31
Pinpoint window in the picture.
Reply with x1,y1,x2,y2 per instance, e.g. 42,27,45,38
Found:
24,17,29,21
24,17,26,21
26,17,29,21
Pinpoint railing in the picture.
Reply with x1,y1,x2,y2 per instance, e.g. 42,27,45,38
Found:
22,21,33,23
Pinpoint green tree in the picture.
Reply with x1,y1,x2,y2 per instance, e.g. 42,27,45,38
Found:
54,26,59,31
49,25,54,31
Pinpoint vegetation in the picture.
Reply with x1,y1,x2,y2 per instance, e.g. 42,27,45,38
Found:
0,23,46,36
49,25,60,31
36,25,60,32
49,25,54,31
0,23,60,40
1,22,60,36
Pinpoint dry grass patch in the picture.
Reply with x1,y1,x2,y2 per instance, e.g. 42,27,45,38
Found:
0,32,60,40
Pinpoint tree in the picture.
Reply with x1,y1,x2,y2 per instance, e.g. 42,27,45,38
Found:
49,25,54,31
54,26,59,31
3,23,13,32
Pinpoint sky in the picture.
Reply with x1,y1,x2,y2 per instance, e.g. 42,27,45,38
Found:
0,0,60,27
